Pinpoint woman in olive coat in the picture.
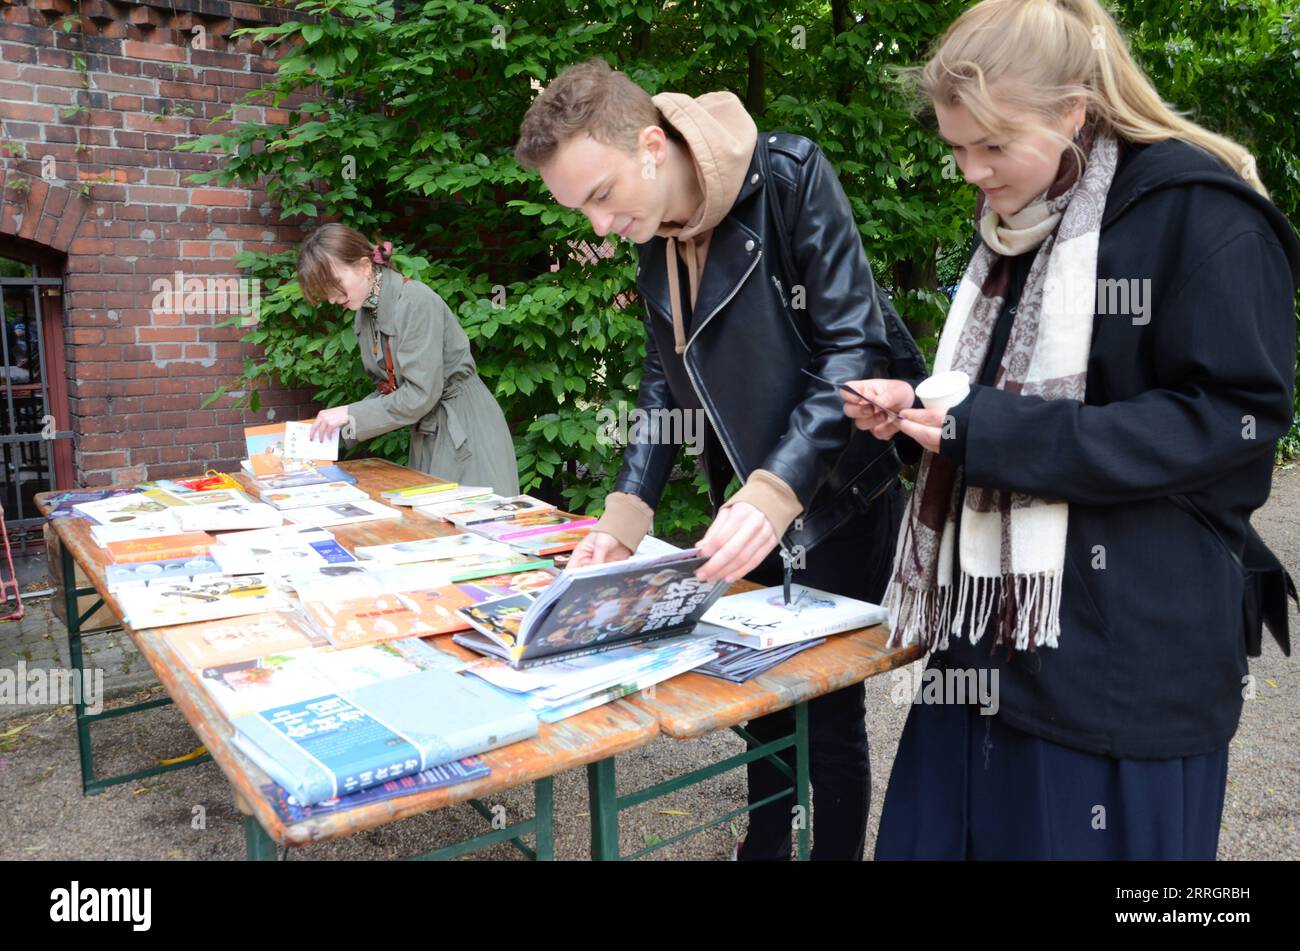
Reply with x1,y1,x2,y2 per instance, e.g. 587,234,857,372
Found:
295,223,519,495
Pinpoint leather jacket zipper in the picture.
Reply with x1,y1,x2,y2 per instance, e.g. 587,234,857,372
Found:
680,248,799,597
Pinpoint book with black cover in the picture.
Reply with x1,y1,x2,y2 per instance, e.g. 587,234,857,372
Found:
453,548,727,668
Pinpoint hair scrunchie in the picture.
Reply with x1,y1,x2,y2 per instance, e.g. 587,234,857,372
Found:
370,239,394,265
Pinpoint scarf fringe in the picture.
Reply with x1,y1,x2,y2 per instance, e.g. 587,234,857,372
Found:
886,569,1064,652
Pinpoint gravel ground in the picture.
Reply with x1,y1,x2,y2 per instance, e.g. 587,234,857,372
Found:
1,467,1296,861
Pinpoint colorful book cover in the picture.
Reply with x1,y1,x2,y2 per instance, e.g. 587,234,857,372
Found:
168,610,326,670
244,421,332,476
454,567,558,602
467,513,597,543
455,549,727,667
258,757,491,823
231,668,538,805
504,525,597,557
106,531,215,564
411,492,502,521
445,495,556,529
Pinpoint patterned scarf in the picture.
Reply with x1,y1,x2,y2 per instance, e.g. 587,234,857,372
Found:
885,128,1120,652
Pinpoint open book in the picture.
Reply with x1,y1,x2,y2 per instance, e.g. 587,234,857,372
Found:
453,548,727,668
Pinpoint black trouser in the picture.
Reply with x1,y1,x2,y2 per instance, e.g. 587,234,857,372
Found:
738,477,904,861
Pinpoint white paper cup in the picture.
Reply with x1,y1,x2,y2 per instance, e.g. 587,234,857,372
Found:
915,370,971,413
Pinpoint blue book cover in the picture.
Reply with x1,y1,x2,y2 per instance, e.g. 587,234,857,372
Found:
232,667,538,805
259,756,491,823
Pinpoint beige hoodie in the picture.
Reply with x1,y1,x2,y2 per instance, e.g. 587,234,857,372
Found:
593,91,802,554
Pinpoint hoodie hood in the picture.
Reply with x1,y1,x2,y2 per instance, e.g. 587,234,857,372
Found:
1104,138,1300,287
651,91,758,352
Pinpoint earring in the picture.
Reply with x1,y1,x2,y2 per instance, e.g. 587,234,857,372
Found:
1073,126,1082,142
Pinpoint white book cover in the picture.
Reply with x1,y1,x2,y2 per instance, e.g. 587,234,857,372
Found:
288,562,454,603
175,500,285,532
281,498,403,528
211,527,357,575
354,532,519,566
700,584,887,649
258,481,369,510
158,488,254,508
73,490,186,525
115,575,289,630
90,514,182,546
282,420,339,461
199,636,465,718
633,535,684,558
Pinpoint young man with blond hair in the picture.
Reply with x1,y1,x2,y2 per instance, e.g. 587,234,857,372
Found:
515,59,918,860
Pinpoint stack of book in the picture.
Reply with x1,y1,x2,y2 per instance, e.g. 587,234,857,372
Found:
463,633,719,722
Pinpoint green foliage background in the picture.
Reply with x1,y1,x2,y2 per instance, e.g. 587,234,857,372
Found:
185,0,1300,536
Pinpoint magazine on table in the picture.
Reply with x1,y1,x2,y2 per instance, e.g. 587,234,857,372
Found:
700,584,887,649
453,547,728,668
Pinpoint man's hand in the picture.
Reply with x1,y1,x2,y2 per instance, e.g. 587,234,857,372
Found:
567,531,633,571
309,405,351,443
838,378,915,440
695,501,778,584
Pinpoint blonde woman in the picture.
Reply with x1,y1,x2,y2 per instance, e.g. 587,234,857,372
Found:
295,223,519,495
842,0,1299,859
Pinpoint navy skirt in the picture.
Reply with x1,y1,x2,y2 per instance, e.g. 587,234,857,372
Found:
874,698,1230,860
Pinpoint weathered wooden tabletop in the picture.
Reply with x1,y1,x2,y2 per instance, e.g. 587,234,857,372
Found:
37,458,660,847
628,587,924,737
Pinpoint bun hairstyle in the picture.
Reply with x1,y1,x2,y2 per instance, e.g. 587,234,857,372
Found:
297,223,395,305
905,0,1267,196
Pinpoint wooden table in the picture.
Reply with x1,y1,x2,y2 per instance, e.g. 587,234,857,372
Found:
37,457,923,861
36,458,660,860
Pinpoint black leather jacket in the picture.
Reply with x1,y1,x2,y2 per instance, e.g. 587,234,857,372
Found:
614,133,902,556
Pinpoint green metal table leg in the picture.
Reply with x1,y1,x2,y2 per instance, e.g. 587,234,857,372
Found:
794,700,811,861
61,542,95,794
586,757,620,861
243,815,279,860
533,776,555,861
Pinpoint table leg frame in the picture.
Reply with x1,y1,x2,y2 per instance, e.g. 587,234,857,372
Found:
586,701,812,861
61,543,211,795
242,777,556,861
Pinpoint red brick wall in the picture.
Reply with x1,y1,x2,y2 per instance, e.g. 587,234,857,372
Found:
0,0,319,487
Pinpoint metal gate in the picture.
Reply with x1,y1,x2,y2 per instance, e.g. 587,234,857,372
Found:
2,274,72,540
